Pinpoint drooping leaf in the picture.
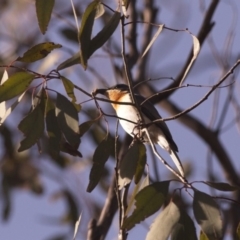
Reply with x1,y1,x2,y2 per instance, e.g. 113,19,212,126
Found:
0,72,34,103
146,201,180,240
134,143,146,184
57,10,120,71
16,42,61,63
125,174,150,217
118,141,146,189
179,33,200,86
36,0,55,34
204,181,239,191
122,181,169,230
60,76,77,102
142,24,164,58
171,210,197,240
55,93,80,148
46,99,61,159
193,190,222,240
18,91,45,151
61,141,82,158
118,141,140,189
87,135,112,192
78,0,99,69
79,119,97,137
0,70,8,122
88,10,120,57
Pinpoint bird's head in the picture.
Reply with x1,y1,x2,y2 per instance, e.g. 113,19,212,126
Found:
94,84,129,102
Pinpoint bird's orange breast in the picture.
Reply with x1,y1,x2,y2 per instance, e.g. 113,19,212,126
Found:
106,90,129,111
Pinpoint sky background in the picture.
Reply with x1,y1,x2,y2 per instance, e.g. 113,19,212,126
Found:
0,0,240,239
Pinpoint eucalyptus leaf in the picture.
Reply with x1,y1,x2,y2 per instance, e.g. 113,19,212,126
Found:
0,72,34,103
55,93,80,148
122,181,169,230
36,0,55,34
193,190,222,240
87,135,112,192
17,42,61,63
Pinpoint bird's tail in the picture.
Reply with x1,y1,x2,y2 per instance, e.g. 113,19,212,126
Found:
169,150,185,177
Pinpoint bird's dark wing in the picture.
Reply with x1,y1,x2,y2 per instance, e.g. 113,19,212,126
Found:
135,95,178,152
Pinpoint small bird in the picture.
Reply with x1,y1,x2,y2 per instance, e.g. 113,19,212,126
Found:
95,84,184,177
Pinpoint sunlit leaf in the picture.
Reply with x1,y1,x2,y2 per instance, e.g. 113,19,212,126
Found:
0,70,8,122
193,190,222,240
142,24,164,58
122,181,169,230
79,0,99,69
73,213,82,240
199,231,209,240
46,99,61,159
171,210,197,240
146,201,180,240
87,135,112,192
205,181,239,191
56,93,80,148
122,0,130,17
179,33,200,85
36,0,55,34
0,72,34,103
18,91,45,151
60,76,77,102
95,3,105,19
16,42,61,63
236,222,240,240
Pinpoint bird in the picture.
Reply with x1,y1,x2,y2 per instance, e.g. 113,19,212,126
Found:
95,84,184,177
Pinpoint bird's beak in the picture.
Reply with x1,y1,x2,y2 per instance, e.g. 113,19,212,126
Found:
94,88,107,96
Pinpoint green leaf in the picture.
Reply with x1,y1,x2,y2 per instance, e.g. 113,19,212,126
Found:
16,42,61,63
60,76,76,102
122,181,169,230
79,119,96,137
193,190,222,240
88,10,120,57
118,141,146,189
57,10,120,71
171,211,197,240
57,52,81,71
0,72,34,103
205,181,239,191
79,0,99,69
55,93,80,148
146,201,180,240
46,99,61,159
18,91,45,151
134,143,146,184
87,135,112,192
36,0,55,34
199,231,209,240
